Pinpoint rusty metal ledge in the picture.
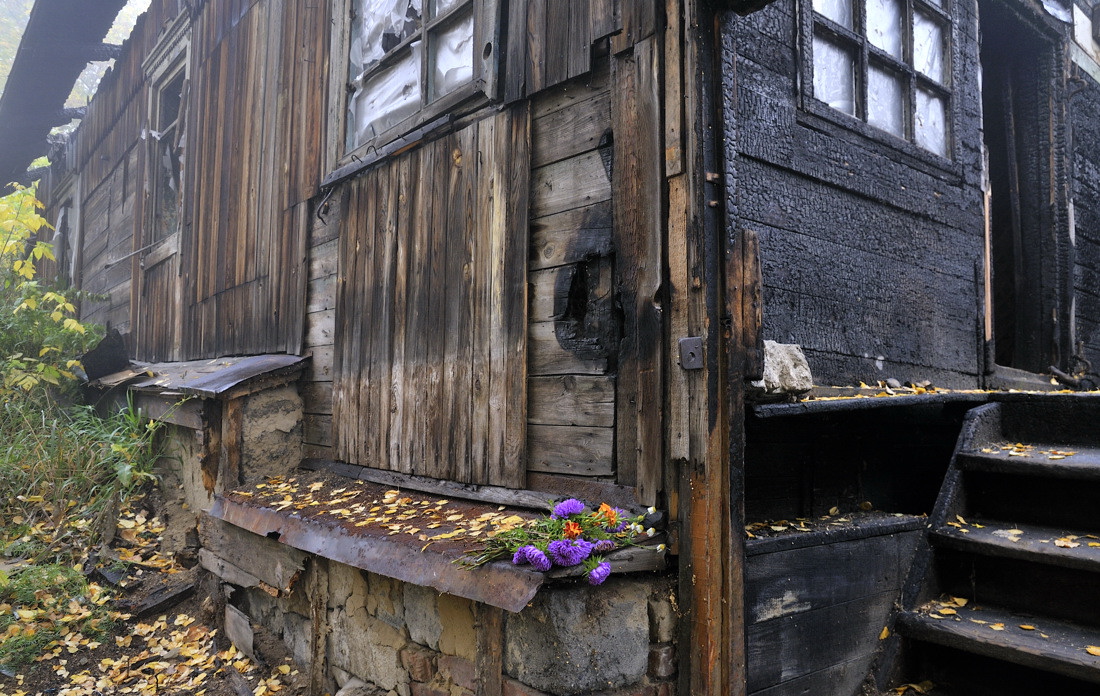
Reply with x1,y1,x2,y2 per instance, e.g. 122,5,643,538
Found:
208,494,545,613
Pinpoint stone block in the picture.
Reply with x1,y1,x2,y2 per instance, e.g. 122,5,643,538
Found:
747,340,813,401
504,578,650,696
400,645,437,683
502,677,551,696
409,684,450,696
437,654,476,691
646,592,677,644
282,612,313,668
647,645,676,680
366,572,405,629
437,594,476,661
405,584,442,650
240,385,303,484
328,605,408,691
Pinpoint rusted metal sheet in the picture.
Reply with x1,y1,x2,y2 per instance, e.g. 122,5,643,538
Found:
89,354,307,399
208,475,546,613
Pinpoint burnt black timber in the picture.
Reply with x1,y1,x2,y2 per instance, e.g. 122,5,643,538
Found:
745,514,925,556
746,590,898,693
931,518,1100,573
752,392,990,418
956,446,1100,480
897,604,1100,685
0,0,127,186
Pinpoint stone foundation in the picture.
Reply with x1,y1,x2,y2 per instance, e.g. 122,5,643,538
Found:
207,541,679,696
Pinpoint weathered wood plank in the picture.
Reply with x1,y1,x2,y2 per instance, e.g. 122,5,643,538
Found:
530,150,612,218
198,516,306,592
529,201,614,270
528,321,609,375
531,87,610,168
611,37,664,500
527,424,614,476
528,375,615,427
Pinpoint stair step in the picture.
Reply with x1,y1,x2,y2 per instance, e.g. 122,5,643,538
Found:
898,603,1100,685
931,519,1100,572
957,443,1100,479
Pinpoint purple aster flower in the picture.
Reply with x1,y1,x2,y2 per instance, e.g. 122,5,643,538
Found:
551,498,585,519
512,545,535,565
587,561,612,585
593,539,615,553
547,539,593,567
524,546,552,572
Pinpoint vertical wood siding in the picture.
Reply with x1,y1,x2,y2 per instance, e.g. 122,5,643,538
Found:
332,106,530,488
181,0,327,358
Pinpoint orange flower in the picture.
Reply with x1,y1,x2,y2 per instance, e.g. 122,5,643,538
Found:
563,521,583,539
597,503,618,528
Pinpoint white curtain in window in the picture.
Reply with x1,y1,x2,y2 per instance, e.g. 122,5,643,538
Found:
813,36,855,115
348,42,423,148
431,11,474,99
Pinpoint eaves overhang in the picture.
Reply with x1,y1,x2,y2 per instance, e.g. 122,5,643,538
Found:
0,0,127,188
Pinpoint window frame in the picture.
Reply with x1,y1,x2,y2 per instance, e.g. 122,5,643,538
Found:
327,0,502,173
798,0,957,165
141,11,191,252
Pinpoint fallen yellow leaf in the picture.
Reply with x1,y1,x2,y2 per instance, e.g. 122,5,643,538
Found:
880,626,890,640
1019,624,1036,630
1087,646,1100,657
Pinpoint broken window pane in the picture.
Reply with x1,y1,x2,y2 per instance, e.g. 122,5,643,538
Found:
349,0,423,76
348,42,423,150
813,35,856,115
867,0,903,59
430,10,474,100
914,11,945,83
813,0,853,29
868,66,904,136
432,0,463,17
915,89,947,156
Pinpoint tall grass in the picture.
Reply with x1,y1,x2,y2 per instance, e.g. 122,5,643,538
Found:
0,396,162,564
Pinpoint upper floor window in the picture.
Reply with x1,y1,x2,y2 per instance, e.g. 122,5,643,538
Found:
808,0,952,157
345,0,480,153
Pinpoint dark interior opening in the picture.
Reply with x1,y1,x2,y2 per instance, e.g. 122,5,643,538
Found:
980,1,1056,373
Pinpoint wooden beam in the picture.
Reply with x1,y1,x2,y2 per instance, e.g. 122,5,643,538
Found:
672,0,746,694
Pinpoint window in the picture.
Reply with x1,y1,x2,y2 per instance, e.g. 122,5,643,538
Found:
343,0,495,154
149,72,186,241
807,0,952,157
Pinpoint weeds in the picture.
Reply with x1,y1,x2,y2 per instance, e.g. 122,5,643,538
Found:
0,396,164,566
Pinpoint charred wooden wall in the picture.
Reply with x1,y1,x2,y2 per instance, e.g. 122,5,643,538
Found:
1070,64,1100,376
719,1,987,388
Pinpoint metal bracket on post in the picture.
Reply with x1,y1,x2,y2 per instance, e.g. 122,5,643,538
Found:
678,337,704,370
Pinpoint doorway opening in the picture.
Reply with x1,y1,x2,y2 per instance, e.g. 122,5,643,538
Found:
980,0,1064,375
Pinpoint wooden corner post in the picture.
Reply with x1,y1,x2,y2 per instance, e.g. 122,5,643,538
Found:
671,0,747,694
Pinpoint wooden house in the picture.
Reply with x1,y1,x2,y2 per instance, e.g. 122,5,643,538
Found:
3,0,1100,693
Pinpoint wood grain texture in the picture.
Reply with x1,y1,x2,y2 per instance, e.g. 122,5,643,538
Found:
333,108,529,488
611,38,664,503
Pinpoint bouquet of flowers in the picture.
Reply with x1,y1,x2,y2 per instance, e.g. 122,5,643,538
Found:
460,499,656,585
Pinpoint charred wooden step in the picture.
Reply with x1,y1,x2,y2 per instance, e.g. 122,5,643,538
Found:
898,603,1100,685
961,469,1100,533
957,443,1100,479
931,518,1100,573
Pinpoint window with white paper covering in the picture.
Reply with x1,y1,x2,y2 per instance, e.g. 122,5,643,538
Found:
807,0,952,157
343,0,488,154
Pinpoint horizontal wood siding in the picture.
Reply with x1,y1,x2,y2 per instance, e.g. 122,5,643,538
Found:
333,106,530,488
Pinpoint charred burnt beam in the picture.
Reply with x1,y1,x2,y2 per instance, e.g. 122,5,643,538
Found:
15,42,123,62
723,0,783,16
0,0,128,187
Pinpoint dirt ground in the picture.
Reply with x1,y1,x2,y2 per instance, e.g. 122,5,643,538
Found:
0,495,311,696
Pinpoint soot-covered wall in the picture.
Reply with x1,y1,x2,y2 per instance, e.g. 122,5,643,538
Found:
720,0,987,388
1071,63,1100,378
